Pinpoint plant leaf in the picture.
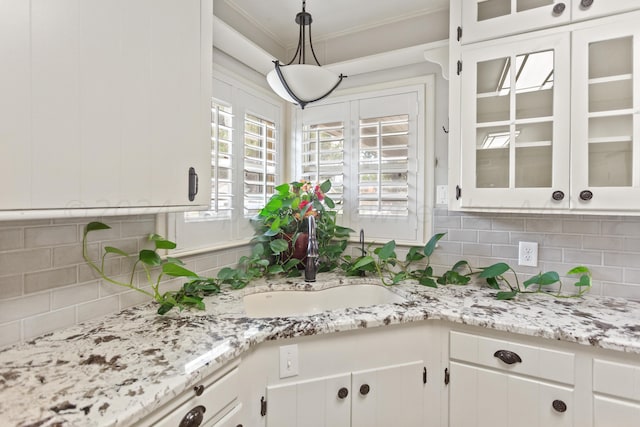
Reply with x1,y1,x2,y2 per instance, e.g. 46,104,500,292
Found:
419,277,438,288
268,265,285,274
162,263,197,278
139,250,162,266
524,271,560,288
479,262,510,278
496,291,518,300
392,272,407,284
424,233,446,257
166,257,185,265
486,277,500,289
269,239,289,254
575,274,592,287
353,256,375,270
85,222,111,233
324,195,335,209
567,266,590,275
276,183,290,193
320,179,332,193
149,234,177,250
104,246,129,257
217,267,236,281
452,260,470,271
377,240,396,260
406,247,426,262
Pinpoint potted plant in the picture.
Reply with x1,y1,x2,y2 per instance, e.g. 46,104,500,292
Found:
250,179,353,275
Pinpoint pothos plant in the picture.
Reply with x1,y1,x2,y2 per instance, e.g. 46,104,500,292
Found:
341,233,592,300
82,222,220,315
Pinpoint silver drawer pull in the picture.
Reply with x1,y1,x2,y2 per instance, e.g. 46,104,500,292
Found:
494,350,522,365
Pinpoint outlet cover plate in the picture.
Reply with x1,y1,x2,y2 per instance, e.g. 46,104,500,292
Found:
518,241,538,267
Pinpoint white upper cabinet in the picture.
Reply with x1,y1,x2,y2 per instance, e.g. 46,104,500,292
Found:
459,32,571,210
450,0,640,213
460,0,640,45
570,17,640,211
0,0,212,218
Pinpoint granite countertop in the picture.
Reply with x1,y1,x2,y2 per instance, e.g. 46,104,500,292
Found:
1,272,639,426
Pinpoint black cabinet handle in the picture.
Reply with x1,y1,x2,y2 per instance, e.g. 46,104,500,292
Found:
552,399,567,413
580,0,594,9
552,191,565,201
179,405,206,427
359,384,370,395
188,167,199,202
579,190,593,201
494,350,522,365
552,3,566,16
193,385,204,396
337,387,349,399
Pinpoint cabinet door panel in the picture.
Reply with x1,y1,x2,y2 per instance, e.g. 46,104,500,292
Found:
594,396,640,427
450,362,573,427
351,361,424,427
266,373,351,427
0,0,31,209
571,14,640,211
460,33,571,210
461,0,570,44
572,0,640,23
79,0,124,207
31,0,81,208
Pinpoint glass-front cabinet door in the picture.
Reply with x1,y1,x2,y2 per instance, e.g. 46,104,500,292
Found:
571,15,640,211
460,33,571,210
461,0,570,44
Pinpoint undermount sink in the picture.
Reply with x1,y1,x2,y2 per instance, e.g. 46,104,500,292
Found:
242,284,406,318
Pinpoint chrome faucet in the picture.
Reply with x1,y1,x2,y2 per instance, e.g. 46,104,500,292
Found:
305,214,320,282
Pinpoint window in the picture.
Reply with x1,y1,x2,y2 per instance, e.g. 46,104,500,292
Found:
294,82,432,244
171,74,283,253
244,114,277,216
185,101,233,222
301,121,345,210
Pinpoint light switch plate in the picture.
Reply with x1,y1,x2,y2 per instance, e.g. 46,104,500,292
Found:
436,185,448,205
279,344,299,378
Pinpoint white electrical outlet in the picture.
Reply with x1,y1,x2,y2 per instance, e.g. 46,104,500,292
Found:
279,344,299,378
518,241,538,267
436,185,448,205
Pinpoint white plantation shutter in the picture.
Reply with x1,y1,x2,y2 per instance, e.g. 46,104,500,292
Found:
358,114,410,216
301,128,345,211
244,113,277,216
296,85,426,243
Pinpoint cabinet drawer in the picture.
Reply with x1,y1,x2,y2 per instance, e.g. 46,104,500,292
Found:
153,366,240,427
593,359,640,401
450,331,575,385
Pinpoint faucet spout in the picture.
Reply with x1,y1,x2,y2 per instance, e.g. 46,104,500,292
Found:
305,214,319,282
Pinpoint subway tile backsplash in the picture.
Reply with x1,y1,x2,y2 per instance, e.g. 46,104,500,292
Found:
432,208,640,301
0,216,249,348
1,210,640,349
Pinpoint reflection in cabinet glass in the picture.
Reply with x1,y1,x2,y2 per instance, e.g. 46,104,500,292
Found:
475,49,555,189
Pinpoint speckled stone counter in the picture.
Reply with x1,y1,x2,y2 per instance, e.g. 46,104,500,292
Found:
1,272,639,426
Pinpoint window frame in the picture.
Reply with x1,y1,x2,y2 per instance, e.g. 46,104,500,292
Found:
291,78,435,246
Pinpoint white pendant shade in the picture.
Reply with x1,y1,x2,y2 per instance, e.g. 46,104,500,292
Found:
267,64,341,104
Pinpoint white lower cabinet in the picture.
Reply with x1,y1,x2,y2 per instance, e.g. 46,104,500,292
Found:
449,362,573,426
136,360,244,427
448,331,575,427
266,361,425,427
592,359,640,427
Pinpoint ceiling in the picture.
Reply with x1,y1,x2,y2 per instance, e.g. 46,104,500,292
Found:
217,0,450,49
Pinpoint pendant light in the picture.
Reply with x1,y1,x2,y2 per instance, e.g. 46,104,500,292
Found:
266,0,346,109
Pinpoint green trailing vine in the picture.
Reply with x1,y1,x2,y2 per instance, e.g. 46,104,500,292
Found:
82,222,220,315
341,233,592,300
